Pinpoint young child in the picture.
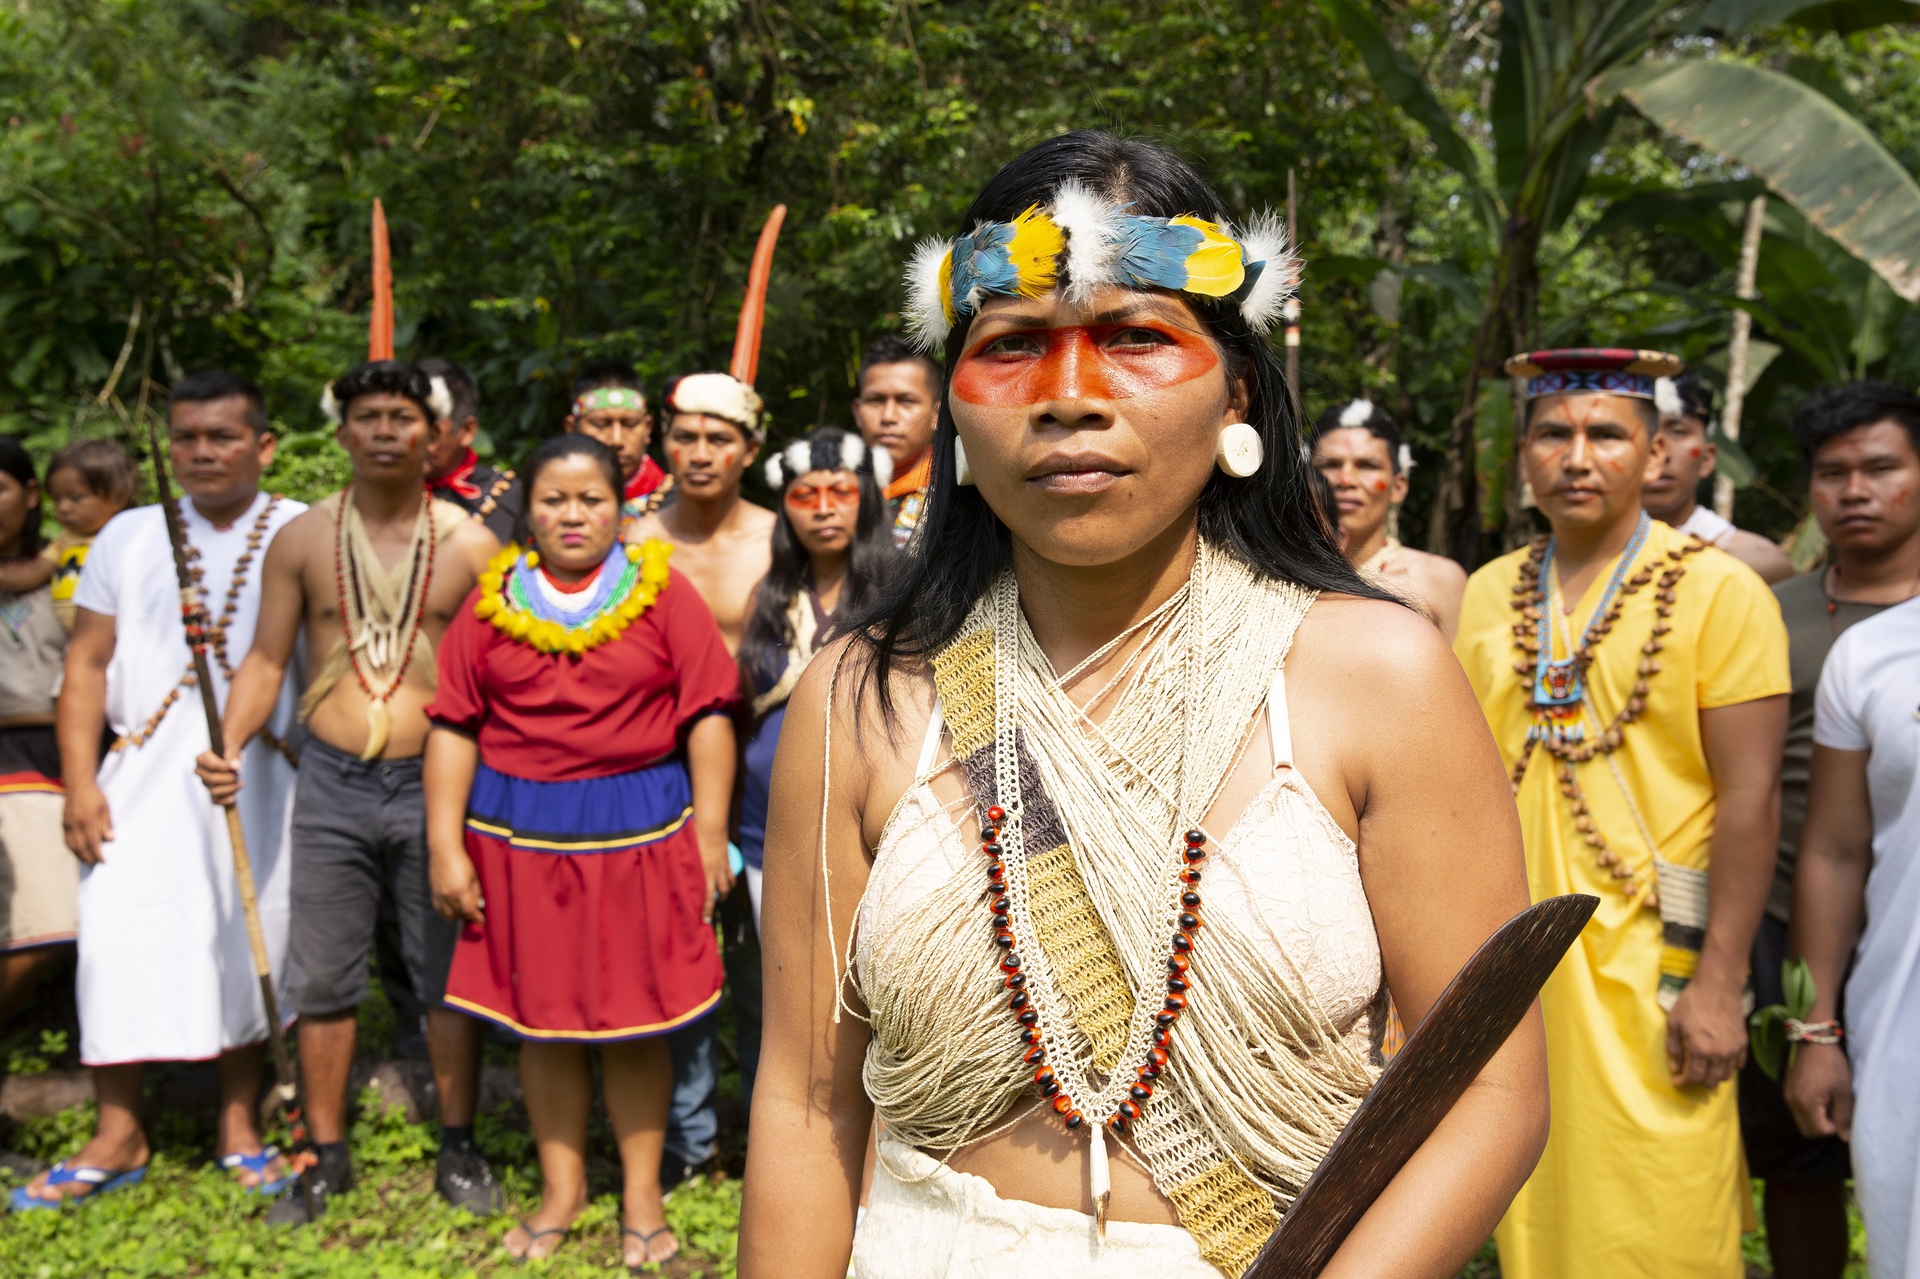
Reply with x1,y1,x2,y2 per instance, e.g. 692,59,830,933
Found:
0,440,138,629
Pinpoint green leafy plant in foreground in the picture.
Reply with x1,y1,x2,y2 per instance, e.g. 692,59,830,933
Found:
1749,957,1818,1080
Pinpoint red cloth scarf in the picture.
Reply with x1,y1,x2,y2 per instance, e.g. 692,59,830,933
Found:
626,456,667,502
428,447,483,501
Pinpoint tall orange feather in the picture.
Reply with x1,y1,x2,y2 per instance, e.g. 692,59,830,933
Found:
729,204,786,386
368,199,394,361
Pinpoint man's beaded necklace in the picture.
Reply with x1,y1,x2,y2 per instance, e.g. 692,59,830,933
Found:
1509,518,1707,904
114,496,285,757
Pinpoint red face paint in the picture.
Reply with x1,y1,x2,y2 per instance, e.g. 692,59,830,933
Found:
951,323,1220,407
1370,478,1389,492
1689,446,1702,459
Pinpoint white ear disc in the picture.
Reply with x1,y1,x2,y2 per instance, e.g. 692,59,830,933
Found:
1216,422,1263,478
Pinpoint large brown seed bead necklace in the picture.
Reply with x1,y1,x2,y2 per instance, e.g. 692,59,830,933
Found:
114,496,282,754
1507,531,1706,903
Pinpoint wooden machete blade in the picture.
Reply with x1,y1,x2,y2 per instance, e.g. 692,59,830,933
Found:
1244,892,1597,1279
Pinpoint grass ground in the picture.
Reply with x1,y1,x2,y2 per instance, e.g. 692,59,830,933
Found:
0,954,1876,1277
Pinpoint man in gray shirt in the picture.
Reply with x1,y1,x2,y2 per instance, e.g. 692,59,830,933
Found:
1743,381,1920,1279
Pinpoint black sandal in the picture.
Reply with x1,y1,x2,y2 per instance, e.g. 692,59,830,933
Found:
623,1224,679,1272
506,1218,570,1260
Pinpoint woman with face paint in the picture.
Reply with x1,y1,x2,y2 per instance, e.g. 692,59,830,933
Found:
738,133,1543,1279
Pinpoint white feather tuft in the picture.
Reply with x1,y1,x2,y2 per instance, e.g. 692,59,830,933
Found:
764,456,786,489
1051,179,1119,307
870,442,893,488
428,375,454,423
839,433,864,473
1398,443,1415,474
319,382,341,425
903,239,955,352
1338,398,1374,429
784,441,811,482
1234,210,1298,335
1654,377,1683,419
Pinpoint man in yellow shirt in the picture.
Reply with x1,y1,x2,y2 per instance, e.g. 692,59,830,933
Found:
1455,349,1789,1278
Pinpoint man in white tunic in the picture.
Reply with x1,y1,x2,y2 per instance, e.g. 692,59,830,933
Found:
1787,592,1920,1279
14,371,305,1208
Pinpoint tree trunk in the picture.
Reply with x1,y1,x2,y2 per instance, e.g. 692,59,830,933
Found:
1429,214,1542,565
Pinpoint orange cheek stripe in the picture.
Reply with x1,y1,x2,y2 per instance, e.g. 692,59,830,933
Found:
951,325,1219,407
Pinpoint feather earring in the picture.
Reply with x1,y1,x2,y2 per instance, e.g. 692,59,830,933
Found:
954,435,975,486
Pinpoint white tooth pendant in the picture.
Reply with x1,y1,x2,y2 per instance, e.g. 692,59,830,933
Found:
1090,1123,1112,1237
954,434,976,486
1215,422,1263,478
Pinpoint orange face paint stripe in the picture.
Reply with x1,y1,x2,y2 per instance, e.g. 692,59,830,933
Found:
951,324,1220,407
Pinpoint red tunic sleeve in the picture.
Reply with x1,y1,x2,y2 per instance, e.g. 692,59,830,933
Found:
425,587,492,736
655,570,746,734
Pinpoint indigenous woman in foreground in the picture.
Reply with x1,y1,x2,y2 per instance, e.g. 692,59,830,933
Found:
424,435,740,1269
736,427,899,929
740,132,1547,1279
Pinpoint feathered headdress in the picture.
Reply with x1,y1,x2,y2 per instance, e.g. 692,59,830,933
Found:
902,186,1299,350
763,426,892,491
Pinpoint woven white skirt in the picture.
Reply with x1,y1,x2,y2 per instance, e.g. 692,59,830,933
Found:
852,1139,1219,1278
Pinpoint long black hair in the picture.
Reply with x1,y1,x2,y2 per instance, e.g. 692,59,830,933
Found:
0,436,44,559
739,427,898,694
847,130,1389,721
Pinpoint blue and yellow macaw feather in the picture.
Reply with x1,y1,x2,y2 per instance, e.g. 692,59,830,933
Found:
946,207,1062,315
1169,216,1248,297
1003,206,1064,297
1114,216,1247,298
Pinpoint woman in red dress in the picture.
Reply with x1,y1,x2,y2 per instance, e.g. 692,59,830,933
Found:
425,434,740,1269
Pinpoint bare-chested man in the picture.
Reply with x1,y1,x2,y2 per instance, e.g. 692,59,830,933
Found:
195,360,502,1224
1311,398,1468,638
634,372,775,654
1644,372,1793,584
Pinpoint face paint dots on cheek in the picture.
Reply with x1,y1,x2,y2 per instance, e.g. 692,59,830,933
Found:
1689,446,1703,459
1370,478,1389,493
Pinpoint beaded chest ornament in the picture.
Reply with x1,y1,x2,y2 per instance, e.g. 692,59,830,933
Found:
1509,517,1707,904
979,557,1211,1232
474,538,671,654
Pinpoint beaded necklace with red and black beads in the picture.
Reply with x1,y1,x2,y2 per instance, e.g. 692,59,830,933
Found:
979,803,1209,1138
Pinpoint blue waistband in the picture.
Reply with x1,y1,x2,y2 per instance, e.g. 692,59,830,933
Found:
467,759,691,854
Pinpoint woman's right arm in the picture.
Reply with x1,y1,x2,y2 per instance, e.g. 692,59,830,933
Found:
739,641,878,1279
424,726,484,923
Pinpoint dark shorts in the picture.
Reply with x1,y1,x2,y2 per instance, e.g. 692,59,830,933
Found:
1738,914,1851,1184
286,736,457,1017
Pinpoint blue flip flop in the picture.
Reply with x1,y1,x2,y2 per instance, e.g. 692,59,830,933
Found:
218,1146,293,1197
9,1160,147,1212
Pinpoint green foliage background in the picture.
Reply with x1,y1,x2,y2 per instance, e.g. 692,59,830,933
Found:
3,1,1917,531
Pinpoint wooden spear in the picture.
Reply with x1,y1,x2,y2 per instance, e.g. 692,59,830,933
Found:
1716,195,1766,520
142,411,314,1212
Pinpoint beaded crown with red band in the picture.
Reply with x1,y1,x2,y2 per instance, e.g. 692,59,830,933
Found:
1504,348,1684,402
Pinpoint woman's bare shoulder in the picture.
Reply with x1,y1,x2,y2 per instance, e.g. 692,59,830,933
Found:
1293,591,1461,687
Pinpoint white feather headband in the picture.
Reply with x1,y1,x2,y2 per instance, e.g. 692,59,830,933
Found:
763,429,892,490
319,375,454,426
901,187,1300,350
